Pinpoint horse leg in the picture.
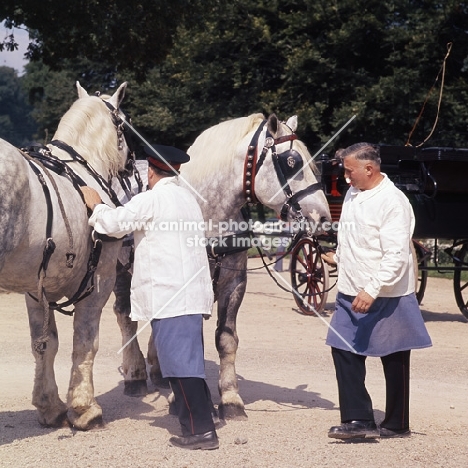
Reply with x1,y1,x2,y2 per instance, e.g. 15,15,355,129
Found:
26,296,68,427
113,262,148,396
215,253,248,420
67,304,105,430
147,331,170,389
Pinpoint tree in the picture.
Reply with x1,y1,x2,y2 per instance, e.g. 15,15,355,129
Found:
0,0,217,80
123,0,468,151
6,0,468,151
0,66,36,146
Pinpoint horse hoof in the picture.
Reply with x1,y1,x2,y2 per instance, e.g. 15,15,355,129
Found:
150,374,170,389
68,405,104,431
218,403,248,421
38,410,70,428
70,414,104,431
124,379,148,397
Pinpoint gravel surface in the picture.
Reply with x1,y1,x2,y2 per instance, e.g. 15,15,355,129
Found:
1,258,467,467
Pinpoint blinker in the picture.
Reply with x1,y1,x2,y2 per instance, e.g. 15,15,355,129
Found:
277,149,303,179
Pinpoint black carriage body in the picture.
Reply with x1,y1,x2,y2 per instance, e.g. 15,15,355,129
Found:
314,145,468,319
406,147,468,239
317,146,468,240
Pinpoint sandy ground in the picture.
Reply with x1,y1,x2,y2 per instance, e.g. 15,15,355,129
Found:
0,257,467,467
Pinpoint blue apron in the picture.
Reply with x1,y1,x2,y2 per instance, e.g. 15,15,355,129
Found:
151,314,206,378
326,292,432,356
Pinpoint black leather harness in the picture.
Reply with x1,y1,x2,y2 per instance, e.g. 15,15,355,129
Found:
21,98,138,316
209,120,323,300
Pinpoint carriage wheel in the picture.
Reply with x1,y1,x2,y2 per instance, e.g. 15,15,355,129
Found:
453,242,468,320
290,236,329,315
411,240,428,304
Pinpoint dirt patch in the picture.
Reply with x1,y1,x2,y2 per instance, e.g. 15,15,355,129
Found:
0,258,467,467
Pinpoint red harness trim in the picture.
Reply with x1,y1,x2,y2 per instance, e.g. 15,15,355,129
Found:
243,143,259,204
274,134,298,145
242,122,298,206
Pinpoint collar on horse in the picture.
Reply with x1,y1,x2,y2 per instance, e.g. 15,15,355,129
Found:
242,120,322,221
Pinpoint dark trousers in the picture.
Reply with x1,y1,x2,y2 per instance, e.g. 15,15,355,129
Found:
331,347,410,430
169,377,215,436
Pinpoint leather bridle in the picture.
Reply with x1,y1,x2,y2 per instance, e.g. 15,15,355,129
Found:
243,120,322,222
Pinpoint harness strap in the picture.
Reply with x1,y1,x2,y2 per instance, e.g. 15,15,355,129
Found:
280,182,323,222
243,120,267,205
274,134,298,145
21,155,55,353
50,139,123,207
207,232,253,257
28,237,104,316
20,148,106,319
48,237,103,314
209,255,224,303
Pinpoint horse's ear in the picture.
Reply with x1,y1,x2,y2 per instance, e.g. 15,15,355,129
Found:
266,114,279,135
286,115,298,132
108,82,128,109
76,81,89,99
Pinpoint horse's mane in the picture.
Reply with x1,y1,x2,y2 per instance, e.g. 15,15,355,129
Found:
52,95,125,177
184,113,265,182
185,114,318,182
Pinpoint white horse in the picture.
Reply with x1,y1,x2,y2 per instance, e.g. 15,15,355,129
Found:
114,113,331,420
0,81,131,430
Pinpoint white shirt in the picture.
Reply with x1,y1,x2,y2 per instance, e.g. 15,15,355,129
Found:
335,173,415,299
89,177,213,321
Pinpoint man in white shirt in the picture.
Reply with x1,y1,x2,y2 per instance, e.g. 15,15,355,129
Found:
323,143,432,440
80,144,219,450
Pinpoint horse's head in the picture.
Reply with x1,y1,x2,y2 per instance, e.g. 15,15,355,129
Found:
53,81,131,178
246,114,331,232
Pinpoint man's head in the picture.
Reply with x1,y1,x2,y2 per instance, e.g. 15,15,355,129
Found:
336,143,382,191
144,144,190,188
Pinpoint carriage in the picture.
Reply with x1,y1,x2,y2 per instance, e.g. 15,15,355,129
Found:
290,145,468,321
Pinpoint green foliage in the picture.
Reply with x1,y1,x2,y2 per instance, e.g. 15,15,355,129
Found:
0,0,216,79
122,0,468,152
0,66,36,145
3,0,468,151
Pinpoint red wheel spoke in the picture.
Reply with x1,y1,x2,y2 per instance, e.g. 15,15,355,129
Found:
290,237,330,315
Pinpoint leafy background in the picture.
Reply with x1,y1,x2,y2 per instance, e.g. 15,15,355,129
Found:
1,0,468,154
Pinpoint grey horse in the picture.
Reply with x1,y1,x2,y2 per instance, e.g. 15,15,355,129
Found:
0,81,131,430
114,113,331,420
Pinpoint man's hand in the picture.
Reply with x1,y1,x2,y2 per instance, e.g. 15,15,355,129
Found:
321,251,337,267
80,186,102,210
351,290,375,314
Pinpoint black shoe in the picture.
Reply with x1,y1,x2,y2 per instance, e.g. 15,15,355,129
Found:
169,430,219,450
380,427,411,438
328,420,380,439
